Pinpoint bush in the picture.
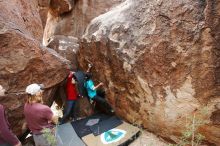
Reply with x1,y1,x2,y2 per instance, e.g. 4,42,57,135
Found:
42,128,57,146
169,108,209,146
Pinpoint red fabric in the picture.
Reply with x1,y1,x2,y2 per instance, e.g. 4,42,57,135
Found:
0,105,20,145
66,73,78,100
24,103,53,134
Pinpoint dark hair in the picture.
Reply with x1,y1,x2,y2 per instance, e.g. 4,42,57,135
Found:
72,74,78,82
84,73,92,81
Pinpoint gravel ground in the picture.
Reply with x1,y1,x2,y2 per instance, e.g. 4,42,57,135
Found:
129,130,169,146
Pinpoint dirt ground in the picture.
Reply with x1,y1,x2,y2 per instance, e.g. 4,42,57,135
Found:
129,131,169,146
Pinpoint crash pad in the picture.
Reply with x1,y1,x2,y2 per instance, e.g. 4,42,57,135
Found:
82,122,140,146
89,116,123,136
57,123,86,146
71,113,110,137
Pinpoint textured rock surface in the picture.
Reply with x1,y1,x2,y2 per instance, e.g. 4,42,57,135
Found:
0,0,43,41
38,0,50,28
47,35,79,69
78,0,220,145
50,0,73,15
38,0,73,29
0,0,69,136
43,0,124,45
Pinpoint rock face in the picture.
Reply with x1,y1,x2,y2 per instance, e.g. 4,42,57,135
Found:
38,0,73,29
38,0,50,28
43,0,124,45
0,0,69,136
78,0,220,145
50,0,73,15
47,35,79,69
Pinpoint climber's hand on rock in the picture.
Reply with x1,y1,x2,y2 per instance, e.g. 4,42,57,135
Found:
88,63,93,68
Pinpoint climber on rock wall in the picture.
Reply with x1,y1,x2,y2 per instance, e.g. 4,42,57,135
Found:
84,73,114,114
74,63,93,99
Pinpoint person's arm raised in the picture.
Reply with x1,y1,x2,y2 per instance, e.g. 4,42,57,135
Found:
86,64,93,73
93,82,103,90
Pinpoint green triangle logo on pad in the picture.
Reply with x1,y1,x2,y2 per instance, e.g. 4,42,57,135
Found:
101,129,126,144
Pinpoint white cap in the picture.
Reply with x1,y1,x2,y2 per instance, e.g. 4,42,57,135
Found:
25,83,43,95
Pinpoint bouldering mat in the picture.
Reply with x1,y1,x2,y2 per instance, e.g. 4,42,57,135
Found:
71,113,110,137
89,116,123,136
82,122,140,146
57,123,86,146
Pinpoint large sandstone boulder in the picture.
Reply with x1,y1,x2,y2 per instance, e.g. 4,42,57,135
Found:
43,0,124,45
38,0,73,29
50,0,73,15
78,0,220,145
47,35,79,69
38,0,50,28
0,0,69,136
0,0,43,41
38,0,73,28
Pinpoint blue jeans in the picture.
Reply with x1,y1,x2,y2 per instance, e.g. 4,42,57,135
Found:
60,100,76,124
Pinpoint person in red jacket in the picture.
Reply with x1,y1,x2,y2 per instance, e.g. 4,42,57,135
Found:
60,71,78,124
0,104,21,146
